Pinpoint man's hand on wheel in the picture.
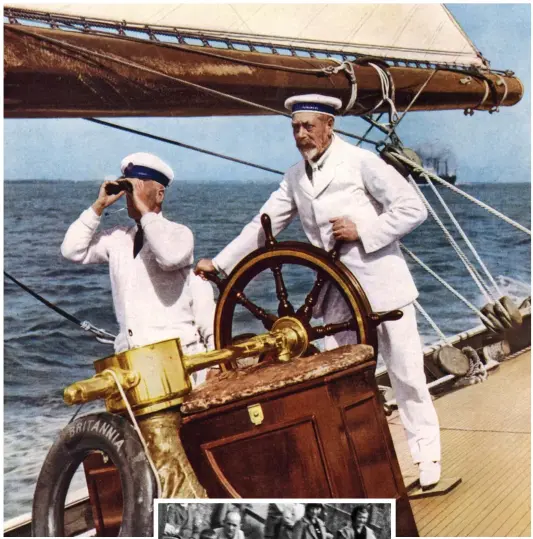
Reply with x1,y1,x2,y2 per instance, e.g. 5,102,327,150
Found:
195,259,216,280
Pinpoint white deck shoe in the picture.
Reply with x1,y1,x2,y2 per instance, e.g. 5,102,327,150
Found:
419,461,441,490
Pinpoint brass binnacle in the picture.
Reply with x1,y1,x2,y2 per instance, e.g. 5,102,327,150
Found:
92,338,191,416
62,316,310,413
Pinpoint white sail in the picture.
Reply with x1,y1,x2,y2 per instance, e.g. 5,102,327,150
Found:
6,3,486,67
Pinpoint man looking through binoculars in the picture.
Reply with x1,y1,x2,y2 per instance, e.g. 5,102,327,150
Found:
61,152,215,384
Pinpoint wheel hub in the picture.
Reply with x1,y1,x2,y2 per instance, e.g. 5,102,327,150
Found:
271,316,310,362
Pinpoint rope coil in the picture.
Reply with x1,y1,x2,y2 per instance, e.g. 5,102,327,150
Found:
454,347,488,386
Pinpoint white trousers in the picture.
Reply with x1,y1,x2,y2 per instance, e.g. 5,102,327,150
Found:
324,298,441,464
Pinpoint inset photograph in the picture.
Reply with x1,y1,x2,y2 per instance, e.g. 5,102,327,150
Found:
156,502,394,539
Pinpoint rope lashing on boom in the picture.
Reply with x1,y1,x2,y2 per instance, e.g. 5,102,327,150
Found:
367,61,399,123
351,63,438,149
489,75,509,114
324,60,358,114
385,69,438,141
4,271,116,343
463,71,509,116
464,78,490,116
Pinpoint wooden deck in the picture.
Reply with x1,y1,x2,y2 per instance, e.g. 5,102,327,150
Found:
389,350,531,537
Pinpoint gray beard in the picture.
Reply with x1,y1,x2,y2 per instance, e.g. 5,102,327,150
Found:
300,147,318,160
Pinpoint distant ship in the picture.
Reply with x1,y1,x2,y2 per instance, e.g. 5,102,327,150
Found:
415,147,457,185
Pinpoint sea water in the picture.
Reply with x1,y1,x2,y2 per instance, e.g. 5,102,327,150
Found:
3,180,531,520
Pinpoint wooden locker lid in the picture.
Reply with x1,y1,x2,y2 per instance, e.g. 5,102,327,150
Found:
181,344,374,414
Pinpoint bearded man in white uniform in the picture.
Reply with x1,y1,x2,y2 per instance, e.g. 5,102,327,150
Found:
195,94,441,488
62,152,215,385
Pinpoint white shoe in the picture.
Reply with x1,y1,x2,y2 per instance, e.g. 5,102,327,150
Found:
419,461,441,490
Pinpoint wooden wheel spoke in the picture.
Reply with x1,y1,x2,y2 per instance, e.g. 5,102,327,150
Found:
296,272,327,323
232,289,277,330
271,264,295,317
310,319,358,340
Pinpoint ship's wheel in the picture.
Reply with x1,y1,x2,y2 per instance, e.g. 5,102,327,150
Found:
206,214,403,366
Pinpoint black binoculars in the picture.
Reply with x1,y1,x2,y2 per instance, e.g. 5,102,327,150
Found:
105,179,133,195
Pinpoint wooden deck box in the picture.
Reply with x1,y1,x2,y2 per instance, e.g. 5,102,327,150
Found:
180,344,418,537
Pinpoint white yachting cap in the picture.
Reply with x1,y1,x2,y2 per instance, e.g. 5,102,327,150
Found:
284,94,342,117
120,152,174,187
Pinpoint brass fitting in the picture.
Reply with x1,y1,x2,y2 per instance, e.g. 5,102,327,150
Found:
271,316,308,362
63,316,309,416
64,368,140,406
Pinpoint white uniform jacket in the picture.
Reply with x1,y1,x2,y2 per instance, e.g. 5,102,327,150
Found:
214,135,427,312
61,208,215,353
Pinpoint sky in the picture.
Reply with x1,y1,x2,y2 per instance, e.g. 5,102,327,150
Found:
3,3,531,184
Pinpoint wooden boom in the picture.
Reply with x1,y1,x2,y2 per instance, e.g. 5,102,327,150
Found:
4,25,523,119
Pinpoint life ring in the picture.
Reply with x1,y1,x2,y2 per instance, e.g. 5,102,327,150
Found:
32,412,157,537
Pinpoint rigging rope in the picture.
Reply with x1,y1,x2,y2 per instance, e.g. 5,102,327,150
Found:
386,69,438,141
407,177,495,304
414,300,449,344
400,245,495,327
4,270,116,341
419,171,504,298
357,114,384,147
361,114,393,137
86,119,285,175
392,152,532,236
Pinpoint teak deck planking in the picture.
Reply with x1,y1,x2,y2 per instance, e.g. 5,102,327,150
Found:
389,350,531,537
